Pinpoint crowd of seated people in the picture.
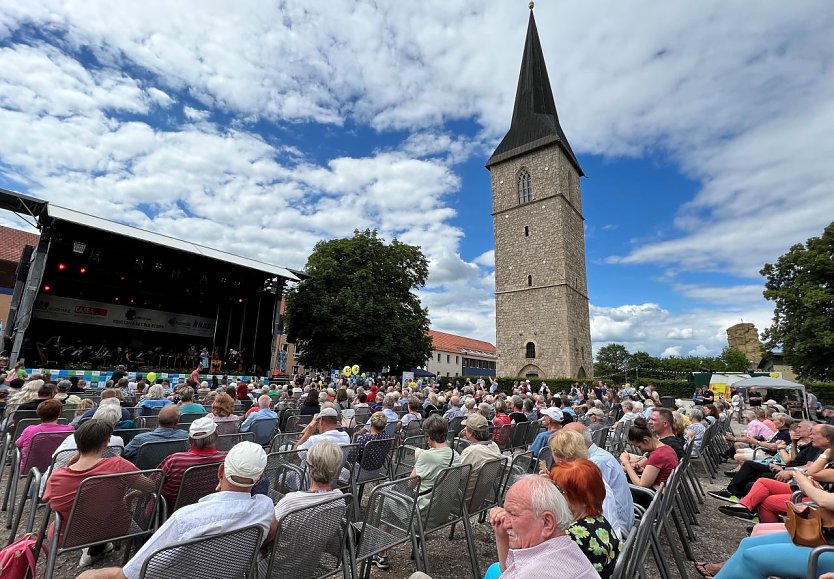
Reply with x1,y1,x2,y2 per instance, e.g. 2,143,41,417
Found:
6,369,832,578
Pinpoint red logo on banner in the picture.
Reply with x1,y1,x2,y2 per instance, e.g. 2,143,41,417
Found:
75,305,108,316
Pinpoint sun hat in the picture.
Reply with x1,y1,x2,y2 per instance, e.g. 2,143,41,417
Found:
223,441,267,487
541,407,564,423
189,416,217,439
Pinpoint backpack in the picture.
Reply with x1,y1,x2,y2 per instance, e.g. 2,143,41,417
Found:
0,533,41,579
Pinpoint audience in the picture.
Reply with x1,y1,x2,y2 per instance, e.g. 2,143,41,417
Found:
239,395,278,432
135,384,173,417
619,417,678,505
122,405,187,460
158,417,226,508
204,392,241,434
14,399,74,467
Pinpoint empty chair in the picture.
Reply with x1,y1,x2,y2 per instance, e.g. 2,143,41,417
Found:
113,428,151,445
247,418,279,445
350,476,420,579
178,412,206,425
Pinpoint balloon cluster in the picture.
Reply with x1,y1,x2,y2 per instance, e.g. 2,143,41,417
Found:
146,371,157,383
343,364,360,376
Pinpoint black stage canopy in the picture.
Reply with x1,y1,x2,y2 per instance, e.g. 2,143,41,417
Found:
0,187,298,375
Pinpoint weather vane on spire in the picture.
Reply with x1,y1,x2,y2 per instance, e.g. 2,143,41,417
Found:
529,1,535,9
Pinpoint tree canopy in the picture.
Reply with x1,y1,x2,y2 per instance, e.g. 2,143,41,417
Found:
284,229,433,372
761,222,834,381
593,344,750,382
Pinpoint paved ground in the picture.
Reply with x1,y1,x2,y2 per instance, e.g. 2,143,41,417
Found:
0,422,751,578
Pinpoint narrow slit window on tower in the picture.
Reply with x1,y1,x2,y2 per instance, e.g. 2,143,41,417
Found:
524,225,529,237
525,342,536,358
517,168,532,204
527,275,532,287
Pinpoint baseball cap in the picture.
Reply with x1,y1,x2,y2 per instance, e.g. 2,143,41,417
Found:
541,407,564,423
463,413,489,432
223,441,267,487
189,417,217,439
319,407,338,418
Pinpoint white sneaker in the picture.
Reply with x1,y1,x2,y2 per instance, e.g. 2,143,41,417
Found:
78,542,114,568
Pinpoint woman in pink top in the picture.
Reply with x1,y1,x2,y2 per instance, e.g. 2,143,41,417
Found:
619,417,678,506
15,399,74,468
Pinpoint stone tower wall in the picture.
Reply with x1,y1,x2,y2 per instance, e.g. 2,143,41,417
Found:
726,323,763,368
490,144,593,378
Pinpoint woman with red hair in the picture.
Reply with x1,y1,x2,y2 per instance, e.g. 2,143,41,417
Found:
550,458,622,579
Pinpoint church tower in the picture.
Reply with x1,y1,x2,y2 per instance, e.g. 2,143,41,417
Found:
486,4,592,379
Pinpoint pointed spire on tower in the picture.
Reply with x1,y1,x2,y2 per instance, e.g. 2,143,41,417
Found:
486,6,583,175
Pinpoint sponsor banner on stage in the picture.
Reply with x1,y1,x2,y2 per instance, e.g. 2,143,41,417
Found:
25,368,265,387
33,295,216,338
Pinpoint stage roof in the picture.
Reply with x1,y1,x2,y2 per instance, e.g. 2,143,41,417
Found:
0,187,298,282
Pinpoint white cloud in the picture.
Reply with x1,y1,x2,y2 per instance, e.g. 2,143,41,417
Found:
0,1,831,361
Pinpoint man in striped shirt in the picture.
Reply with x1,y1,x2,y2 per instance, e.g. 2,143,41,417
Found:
158,417,226,508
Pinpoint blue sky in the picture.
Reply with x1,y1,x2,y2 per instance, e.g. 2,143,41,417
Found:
1,1,832,358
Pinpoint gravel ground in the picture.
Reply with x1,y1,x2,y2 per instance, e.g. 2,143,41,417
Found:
0,422,751,579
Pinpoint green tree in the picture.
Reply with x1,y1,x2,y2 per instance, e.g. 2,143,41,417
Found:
716,347,750,372
284,229,433,372
594,343,631,382
761,222,834,380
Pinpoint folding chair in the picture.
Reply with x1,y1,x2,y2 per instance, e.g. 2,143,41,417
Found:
247,418,279,445
808,545,834,579
0,416,41,482
262,493,352,579
113,428,151,445
403,418,423,437
269,432,300,453
349,476,420,579
137,415,160,429
169,461,223,512
215,432,255,452
178,412,206,425
413,463,479,579
447,416,465,438
492,423,512,453
592,426,610,448
391,436,427,480
36,469,165,579
2,430,73,528
351,437,395,515
138,524,263,578
535,445,553,472
264,448,308,502
509,421,530,451
134,439,189,470
500,451,534,501
524,419,542,447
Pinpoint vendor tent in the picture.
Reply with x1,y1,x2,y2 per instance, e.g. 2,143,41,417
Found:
731,376,808,418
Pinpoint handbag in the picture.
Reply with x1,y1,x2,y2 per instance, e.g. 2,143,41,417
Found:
785,502,834,547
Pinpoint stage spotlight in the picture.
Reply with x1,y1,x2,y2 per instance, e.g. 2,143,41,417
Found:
115,297,120,302
43,284,51,292
79,267,87,274
57,263,66,271
238,298,243,303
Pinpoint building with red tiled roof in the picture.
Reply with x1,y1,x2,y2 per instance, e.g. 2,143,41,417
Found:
0,224,40,331
426,329,496,378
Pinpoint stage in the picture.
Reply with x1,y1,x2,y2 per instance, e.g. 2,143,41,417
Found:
0,188,299,376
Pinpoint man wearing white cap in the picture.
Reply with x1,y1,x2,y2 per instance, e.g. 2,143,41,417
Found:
530,407,564,458
158,417,227,507
294,407,350,451
79,441,276,579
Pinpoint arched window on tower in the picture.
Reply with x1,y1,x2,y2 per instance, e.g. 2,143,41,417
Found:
525,342,536,358
517,168,532,204
527,275,532,287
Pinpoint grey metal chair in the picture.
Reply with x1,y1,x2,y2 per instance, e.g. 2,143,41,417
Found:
262,493,352,579
807,544,834,579
269,432,300,453
413,463,479,579
264,449,308,502
391,436,426,480
215,432,255,452
592,426,610,448
247,418,279,445
350,437,395,515
113,428,151,445
36,469,165,579
178,412,206,425
500,451,534,502
350,476,420,579
169,461,224,513
134,439,189,470
139,524,262,579
2,430,72,529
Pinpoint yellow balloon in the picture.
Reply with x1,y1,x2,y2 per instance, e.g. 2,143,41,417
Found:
351,364,360,376
361,373,366,379
146,371,157,383
343,366,351,376
769,372,779,379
